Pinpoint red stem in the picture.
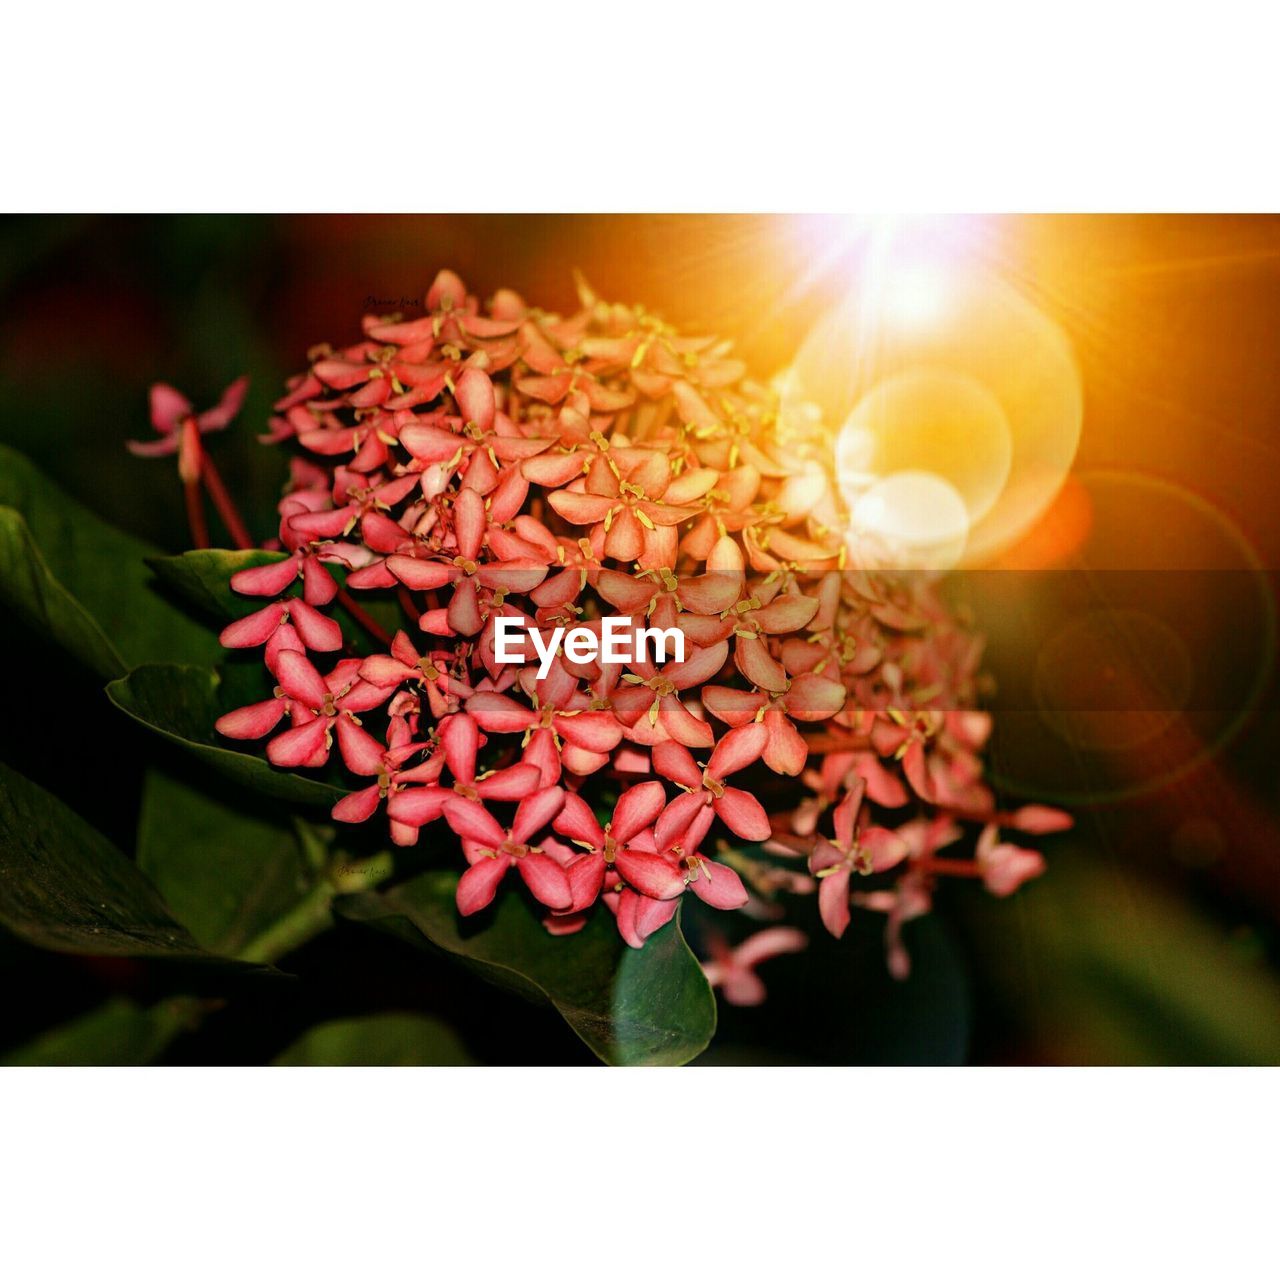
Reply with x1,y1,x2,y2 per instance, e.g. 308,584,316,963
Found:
917,857,983,878
397,585,421,624
184,478,209,549
337,587,392,647
200,454,254,550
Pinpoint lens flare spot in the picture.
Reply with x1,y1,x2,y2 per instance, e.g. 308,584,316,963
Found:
837,368,1013,524
879,262,952,331
849,471,969,571
784,264,1082,564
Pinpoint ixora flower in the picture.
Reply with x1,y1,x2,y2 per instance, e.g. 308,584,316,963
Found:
136,266,1071,990
128,378,253,549
702,926,808,1006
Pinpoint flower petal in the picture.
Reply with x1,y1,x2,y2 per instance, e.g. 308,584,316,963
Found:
289,599,343,652
267,715,330,769
706,721,768,779
231,556,299,597
554,792,607,848
386,786,449,827
611,780,668,843
336,716,386,776
547,490,615,525
651,740,703,791
467,691,537,734
614,849,685,901
274,649,329,708
654,789,708,851
689,858,748,910
714,787,771,842
456,854,511,916
443,797,507,849
149,383,192,433
511,787,566,845
455,367,495,432
219,601,287,648
784,672,847,722
332,785,382,824
516,852,572,911
818,867,852,938
215,698,286,740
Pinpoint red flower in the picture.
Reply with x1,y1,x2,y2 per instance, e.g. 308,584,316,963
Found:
127,377,249,464
651,722,771,845
153,265,1070,966
547,449,712,568
702,671,846,776
386,487,547,636
611,641,728,749
330,715,436,846
443,791,571,916
975,823,1047,897
466,666,622,785
384,711,541,831
551,781,669,912
702,926,807,1006
215,651,389,771
808,780,909,940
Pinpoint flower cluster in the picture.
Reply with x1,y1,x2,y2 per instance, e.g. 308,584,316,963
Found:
139,268,1069,996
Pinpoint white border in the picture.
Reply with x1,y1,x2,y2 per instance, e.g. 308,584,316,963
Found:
4,2,1280,211
1,1067,1273,1276
3,4,1276,1270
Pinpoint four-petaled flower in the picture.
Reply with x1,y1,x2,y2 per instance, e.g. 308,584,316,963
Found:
443,791,572,916
702,926,807,1006
808,779,910,940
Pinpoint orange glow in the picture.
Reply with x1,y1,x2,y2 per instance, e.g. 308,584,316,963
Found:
784,220,1083,568
992,475,1094,570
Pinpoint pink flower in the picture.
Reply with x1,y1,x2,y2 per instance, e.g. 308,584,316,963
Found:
551,780,669,912
651,722,771,845
466,672,622,786
158,265,1068,966
127,378,249,465
215,651,389,771
231,549,338,608
611,640,729,749
218,598,343,667
331,715,436,846
702,927,807,1006
385,487,547,635
442,791,571,916
546,448,712,568
975,823,1047,897
702,671,846,776
384,711,540,830
809,780,909,940
851,870,934,980
358,630,472,719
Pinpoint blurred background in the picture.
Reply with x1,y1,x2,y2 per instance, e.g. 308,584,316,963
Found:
2,213,1280,1064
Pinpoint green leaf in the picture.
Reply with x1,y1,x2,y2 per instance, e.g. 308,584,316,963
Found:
0,761,249,964
148,549,403,654
0,444,223,672
272,1012,476,1066
0,508,126,679
147,548,288,623
1,998,193,1066
340,870,716,1066
106,663,346,806
136,769,316,955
